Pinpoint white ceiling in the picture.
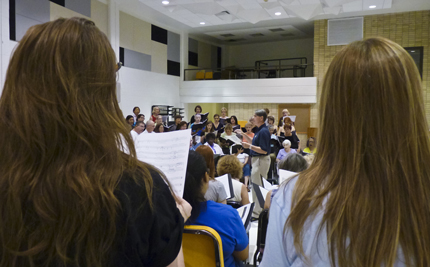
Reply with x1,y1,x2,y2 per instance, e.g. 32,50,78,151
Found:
119,0,430,44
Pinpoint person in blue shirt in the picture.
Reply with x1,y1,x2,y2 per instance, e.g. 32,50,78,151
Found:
238,109,271,214
183,151,249,267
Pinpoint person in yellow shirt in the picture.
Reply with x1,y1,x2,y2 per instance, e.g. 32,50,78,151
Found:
303,137,317,154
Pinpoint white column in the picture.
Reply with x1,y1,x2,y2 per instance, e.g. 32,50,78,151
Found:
107,0,120,60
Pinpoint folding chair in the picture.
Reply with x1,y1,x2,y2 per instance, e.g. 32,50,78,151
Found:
253,209,269,266
183,225,224,267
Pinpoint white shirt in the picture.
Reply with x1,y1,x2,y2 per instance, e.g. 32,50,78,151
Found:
204,143,224,155
142,130,155,134
130,130,139,142
236,153,249,164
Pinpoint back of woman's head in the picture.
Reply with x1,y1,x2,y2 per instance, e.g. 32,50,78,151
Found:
195,145,215,178
0,18,154,267
217,155,243,179
278,154,307,172
288,37,430,266
184,151,208,221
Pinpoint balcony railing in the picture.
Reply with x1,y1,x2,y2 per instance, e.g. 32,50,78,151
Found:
184,57,313,81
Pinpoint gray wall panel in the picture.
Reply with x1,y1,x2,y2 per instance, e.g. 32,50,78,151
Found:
167,31,180,62
16,0,50,23
65,0,91,17
188,38,198,53
16,14,44,41
124,48,151,72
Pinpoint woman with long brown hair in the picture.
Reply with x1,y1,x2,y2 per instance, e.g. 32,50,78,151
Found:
261,37,430,266
0,18,190,267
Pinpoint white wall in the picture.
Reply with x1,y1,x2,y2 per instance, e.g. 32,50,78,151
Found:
1,0,19,93
225,38,314,77
118,67,181,117
180,77,317,103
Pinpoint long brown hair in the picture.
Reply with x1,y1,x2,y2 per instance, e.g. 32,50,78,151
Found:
0,18,156,267
286,37,430,266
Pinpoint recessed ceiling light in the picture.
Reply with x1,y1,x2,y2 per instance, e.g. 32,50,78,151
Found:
162,1,169,5
369,5,376,8
200,22,206,25
411,50,415,53
275,12,282,16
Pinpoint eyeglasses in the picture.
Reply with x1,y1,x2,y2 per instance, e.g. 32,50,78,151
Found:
116,62,123,72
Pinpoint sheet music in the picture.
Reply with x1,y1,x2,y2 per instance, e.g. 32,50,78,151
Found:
278,169,298,184
135,129,191,197
225,134,242,145
283,115,296,123
236,203,254,226
262,177,278,190
215,174,233,199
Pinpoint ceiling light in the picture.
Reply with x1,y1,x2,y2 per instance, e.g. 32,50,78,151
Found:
275,12,282,16
369,5,376,8
200,22,206,25
411,50,415,53
162,1,169,5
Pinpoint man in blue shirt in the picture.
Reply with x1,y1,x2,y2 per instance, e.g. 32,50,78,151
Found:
240,109,271,214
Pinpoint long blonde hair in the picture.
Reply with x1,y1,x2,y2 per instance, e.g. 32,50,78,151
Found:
0,18,156,267
286,37,430,266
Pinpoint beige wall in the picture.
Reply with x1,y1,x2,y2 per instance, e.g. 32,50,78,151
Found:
50,1,108,35
313,10,430,127
227,103,279,123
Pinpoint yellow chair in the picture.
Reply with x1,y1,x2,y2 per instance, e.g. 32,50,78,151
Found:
238,120,247,128
196,71,205,80
183,225,224,267
205,71,213,80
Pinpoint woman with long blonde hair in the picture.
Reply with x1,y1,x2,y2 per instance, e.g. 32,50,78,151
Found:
261,37,430,266
0,18,189,267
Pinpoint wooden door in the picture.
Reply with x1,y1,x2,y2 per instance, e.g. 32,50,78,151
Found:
278,104,310,135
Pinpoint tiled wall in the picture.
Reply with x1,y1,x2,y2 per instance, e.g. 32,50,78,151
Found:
10,0,106,41
227,103,279,123
313,10,430,127
119,12,180,76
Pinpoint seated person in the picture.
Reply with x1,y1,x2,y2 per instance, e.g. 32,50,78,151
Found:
217,155,250,206
204,133,224,155
281,123,300,150
155,115,164,126
233,147,250,189
178,121,188,130
190,135,202,151
170,115,182,131
276,139,297,163
267,115,278,133
190,114,205,135
130,121,145,142
154,123,165,133
126,115,134,130
142,120,155,134
213,114,224,132
220,123,235,139
277,117,296,136
196,146,227,204
183,151,249,267
303,137,317,154
132,114,145,127
264,154,308,210
228,115,241,131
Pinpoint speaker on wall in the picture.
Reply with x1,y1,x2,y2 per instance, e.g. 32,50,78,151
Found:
328,17,363,46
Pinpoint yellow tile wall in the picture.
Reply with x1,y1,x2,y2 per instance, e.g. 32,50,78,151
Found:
227,103,279,124
313,10,430,127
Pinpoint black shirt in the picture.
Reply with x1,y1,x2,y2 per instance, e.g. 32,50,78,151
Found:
112,169,184,267
251,124,271,156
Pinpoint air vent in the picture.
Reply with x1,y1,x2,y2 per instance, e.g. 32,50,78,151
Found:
220,34,235,37
269,28,284,32
250,33,264,37
227,38,246,42
280,33,294,37
328,17,363,46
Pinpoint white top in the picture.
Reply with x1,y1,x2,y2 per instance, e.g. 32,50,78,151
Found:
236,153,249,164
142,130,155,134
130,130,139,142
260,176,406,267
204,143,224,155
230,179,243,203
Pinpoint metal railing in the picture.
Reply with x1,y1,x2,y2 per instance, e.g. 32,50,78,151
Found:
183,57,312,81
